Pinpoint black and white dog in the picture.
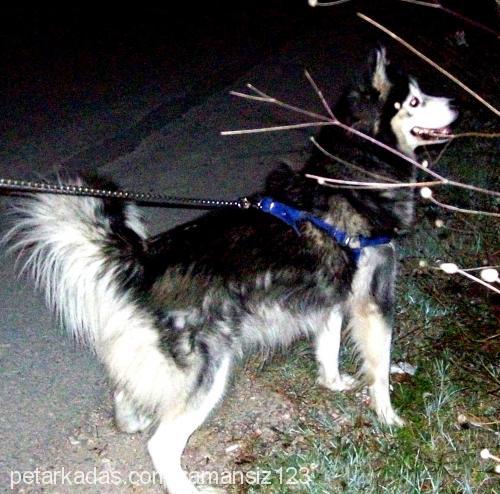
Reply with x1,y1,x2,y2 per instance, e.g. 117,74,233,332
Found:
5,48,457,493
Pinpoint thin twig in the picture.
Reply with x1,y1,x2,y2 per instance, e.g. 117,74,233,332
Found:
446,179,500,198
221,121,333,136
400,0,500,38
311,0,500,38
473,333,500,343
462,265,500,273
357,12,500,117
449,132,500,139
306,173,443,189
428,195,500,218
310,136,399,183
437,264,500,294
246,84,331,122
308,0,352,7
434,139,453,165
400,0,440,8
229,91,273,103
304,69,336,120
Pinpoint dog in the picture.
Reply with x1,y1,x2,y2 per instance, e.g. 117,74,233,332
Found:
5,48,457,493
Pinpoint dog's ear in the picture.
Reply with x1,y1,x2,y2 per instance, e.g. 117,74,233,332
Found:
369,47,391,102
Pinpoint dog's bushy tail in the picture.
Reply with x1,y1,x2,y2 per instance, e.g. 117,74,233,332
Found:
4,177,149,348
4,177,195,411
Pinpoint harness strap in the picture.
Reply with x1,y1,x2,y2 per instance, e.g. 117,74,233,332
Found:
258,197,392,261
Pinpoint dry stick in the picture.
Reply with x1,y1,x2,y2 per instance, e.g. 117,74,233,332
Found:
309,0,352,7
221,121,333,136
226,69,500,218
229,89,330,122
224,83,500,200
400,0,500,38
434,139,453,165
428,195,500,218
448,132,500,139
438,265,500,294
309,136,400,183
307,72,500,198
462,265,500,272
474,333,500,343
357,12,500,117
323,116,500,198
467,272,500,294
313,0,500,38
304,68,447,181
304,70,336,120
306,173,442,189
248,84,330,122
317,130,500,198
399,0,440,7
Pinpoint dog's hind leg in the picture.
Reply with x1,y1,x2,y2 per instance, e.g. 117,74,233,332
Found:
350,301,403,426
315,307,357,391
114,390,152,433
148,355,231,494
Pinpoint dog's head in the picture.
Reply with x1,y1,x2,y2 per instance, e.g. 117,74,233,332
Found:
387,77,458,156
337,47,458,157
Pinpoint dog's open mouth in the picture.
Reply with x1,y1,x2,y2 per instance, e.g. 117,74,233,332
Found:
411,126,453,141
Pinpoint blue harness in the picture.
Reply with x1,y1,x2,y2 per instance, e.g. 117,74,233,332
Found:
258,197,392,262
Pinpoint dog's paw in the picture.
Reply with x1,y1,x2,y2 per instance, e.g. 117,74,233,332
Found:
317,373,358,392
376,407,405,427
116,413,152,434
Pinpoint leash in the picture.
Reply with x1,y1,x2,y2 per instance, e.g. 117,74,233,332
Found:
0,178,252,210
0,178,392,260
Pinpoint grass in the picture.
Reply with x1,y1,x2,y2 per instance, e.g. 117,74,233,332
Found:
226,105,499,493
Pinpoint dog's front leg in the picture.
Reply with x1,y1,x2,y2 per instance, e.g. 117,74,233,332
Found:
350,300,404,426
315,308,357,391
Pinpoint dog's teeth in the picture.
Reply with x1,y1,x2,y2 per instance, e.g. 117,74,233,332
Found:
412,126,451,139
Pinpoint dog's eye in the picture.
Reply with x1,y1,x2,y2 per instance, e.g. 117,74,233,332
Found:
409,97,420,108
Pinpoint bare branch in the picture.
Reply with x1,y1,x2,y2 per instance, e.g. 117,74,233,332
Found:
304,70,337,120
357,12,500,117
400,0,500,38
224,74,500,211
221,121,332,136
433,140,453,165
458,269,500,293
439,263,500,294
306,173,443,189
448,132,500,139
308,0,352,7
399,0,440,8
309,0,500,38
229,91,272,103
427,194,500,218
242,84,331,122
310,136,400,183
462,265,500,273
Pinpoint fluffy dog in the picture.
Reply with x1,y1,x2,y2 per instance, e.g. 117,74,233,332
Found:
6,48,457,493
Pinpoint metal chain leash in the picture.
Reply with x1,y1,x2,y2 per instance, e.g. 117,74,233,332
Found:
0,178,253,210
